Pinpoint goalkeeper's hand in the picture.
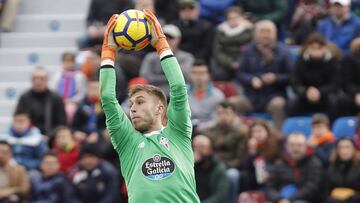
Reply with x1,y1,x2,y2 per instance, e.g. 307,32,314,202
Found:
143,9,171,56
101,14,118,65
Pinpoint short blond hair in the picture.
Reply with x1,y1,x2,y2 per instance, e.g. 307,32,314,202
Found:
128,84,167,108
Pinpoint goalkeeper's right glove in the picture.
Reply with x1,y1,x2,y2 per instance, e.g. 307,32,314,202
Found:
101,14,118,66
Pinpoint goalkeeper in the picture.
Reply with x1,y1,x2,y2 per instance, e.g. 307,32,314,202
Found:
100,9,200,203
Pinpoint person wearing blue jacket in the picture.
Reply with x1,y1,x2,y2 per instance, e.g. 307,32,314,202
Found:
198,0,235,25
1,109,47,171
317,0,360,54
28,152,73,203
231,20,291,129
68,143,121,203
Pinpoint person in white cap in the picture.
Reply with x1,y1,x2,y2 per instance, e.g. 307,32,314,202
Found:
317,0,360,53
140,24,194,95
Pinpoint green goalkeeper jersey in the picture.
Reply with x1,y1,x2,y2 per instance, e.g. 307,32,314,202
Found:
100,55,200,203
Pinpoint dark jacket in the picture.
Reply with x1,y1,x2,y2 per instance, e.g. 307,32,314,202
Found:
86,0,132,26
195,157,229,203
237,0,288,26
236,43,292,111
16,89,67,135
291,53,339,99
154,0,179,23
69,160,120,203
71,97,106,134
313,142,336,168
29,174,72,203
212,20,253,71
202,118,247,168
265,155,323,203
341,53,360,97
325,161,360,203
173,18,214,61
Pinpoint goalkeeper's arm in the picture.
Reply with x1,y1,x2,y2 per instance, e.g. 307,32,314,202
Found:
144,10,191,138
99,14,135,151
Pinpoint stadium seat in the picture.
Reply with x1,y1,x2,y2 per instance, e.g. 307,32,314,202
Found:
332,116,357,139
213,81,238,98
281,116,312,137
246,113,272,120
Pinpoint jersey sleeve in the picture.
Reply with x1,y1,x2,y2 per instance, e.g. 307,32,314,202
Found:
100,65,137,153
161,56,192,140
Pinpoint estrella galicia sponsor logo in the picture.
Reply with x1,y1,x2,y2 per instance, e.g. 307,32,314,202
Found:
142,154,175,181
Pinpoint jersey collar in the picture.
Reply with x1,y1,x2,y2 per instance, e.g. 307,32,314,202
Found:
143,126,165,137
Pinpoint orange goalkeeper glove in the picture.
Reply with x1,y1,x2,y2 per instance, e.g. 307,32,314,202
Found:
143,9,171,57
101,14,118,65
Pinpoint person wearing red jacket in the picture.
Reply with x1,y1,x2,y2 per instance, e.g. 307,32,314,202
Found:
53,126,80,174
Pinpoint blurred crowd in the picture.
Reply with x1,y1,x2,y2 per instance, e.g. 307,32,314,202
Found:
2,0,360,203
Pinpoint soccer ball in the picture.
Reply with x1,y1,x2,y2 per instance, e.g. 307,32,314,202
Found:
113,9,152,51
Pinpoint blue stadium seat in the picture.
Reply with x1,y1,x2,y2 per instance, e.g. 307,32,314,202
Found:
246,113,272,120
281,116,312,137
332,116,357,139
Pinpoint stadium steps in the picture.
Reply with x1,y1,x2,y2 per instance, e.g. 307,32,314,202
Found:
12,14,86,33
0,47,77,66
18,0,90,15
0,65,58,82
1,32,83,48
0,0,90,133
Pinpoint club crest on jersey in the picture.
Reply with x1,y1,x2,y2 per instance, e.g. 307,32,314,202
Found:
142,154,176,181
159,136,169,150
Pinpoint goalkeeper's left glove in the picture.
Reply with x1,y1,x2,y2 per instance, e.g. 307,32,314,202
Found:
143,9,172,58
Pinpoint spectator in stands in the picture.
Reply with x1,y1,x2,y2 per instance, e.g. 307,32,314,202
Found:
317,0,360,54
79,0,133,48
336,38,360,117
51,52,87,123
193,135,229,203
236,0,288,35
155,0,179,23
98,130,119,169
211,6,253,81
0,141,30,203
140,24,194,95
198,0,235,25
287,0,328,45
290,33,339,116
198,101,247,203
69,143,120,203
188,60,225,125
16,67,67,136
173,0,214,61
28,151,72,203
0,0,20,32
242,120,280,192
230,20,291,129
1,110,47,171
72,80,106,143
324,137,360,203
308,114,336,168
53,126,80,174
80,46,127,103
265,132,323,203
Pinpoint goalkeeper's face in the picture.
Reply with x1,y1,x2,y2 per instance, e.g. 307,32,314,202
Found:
129,91,164,133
